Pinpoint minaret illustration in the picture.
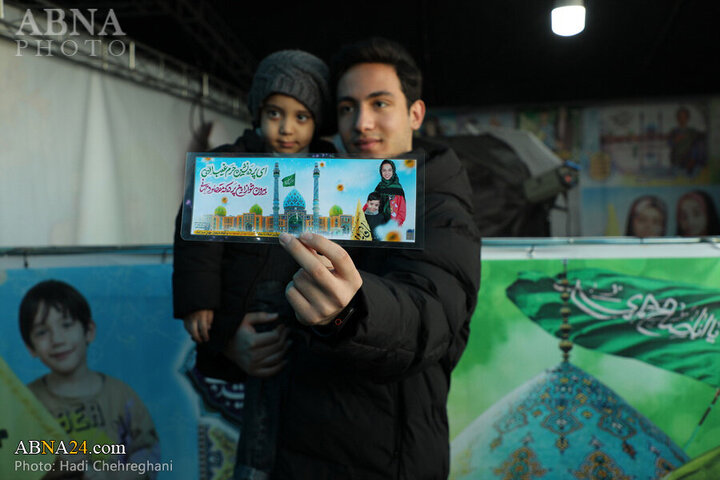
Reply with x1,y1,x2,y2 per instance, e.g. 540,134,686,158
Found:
313,162,320,232
273,161,280,231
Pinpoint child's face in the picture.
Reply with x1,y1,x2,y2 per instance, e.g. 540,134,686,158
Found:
366,200,380,214
678,197,707,236
381,163,394,180
260,94,315,154
28,303,95,376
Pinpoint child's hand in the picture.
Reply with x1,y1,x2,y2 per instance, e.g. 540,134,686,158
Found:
183,309,214,342
225,312,290,377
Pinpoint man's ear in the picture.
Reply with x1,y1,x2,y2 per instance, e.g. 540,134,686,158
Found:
409,99,426,131
85,320,97,344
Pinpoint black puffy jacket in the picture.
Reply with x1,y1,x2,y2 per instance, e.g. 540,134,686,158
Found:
173,137,481,479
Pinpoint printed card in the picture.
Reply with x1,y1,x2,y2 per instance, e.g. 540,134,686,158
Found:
180,153,424,248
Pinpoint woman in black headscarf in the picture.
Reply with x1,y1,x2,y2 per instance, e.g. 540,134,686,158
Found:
373,159,406,226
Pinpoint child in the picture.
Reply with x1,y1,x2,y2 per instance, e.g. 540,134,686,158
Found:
172,49,334,480
364,192,385,241
19,280,160,479
178,49,333,343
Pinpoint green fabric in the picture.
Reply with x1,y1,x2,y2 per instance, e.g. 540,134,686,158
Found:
506,268,720,387
661,446,720,479
0,356,65,480
375,174,402,191
282,174,295,187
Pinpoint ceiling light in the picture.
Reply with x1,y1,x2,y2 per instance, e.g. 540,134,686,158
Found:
552,0,586,37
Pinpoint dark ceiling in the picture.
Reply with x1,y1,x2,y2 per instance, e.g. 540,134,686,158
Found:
40,0,720,108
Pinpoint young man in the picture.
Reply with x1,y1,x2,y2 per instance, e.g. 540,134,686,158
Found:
274,38,481,479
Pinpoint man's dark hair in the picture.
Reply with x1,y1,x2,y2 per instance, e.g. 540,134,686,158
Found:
367,192,381,202
331,37,422,108
19,280,92,348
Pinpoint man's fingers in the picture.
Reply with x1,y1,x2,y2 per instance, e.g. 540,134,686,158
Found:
297,232,359,282
286,281,319,325
251,329,288,357
279,233,336,285
280,233,362,325
249,324,288,349
250,361,287,378
292,270,341,318
317,254,333,270
243,311,279,325
255,341,291,369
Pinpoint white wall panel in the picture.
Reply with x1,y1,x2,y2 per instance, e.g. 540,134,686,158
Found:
0,39,248,247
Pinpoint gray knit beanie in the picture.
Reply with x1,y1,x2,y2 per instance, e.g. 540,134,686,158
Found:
247,50,331,132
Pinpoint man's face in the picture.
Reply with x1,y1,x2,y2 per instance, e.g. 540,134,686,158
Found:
337,63,425,157
28,304,95,376
366,199,380,214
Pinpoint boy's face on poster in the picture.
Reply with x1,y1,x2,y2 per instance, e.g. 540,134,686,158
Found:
260,94,315,154
336,63,425,157
367,199,380,213
678,197,707,236
632,201,664,237
28,304,95,375
381,163,394,180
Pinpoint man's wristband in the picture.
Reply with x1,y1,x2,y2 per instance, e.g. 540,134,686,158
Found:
311,304,356,337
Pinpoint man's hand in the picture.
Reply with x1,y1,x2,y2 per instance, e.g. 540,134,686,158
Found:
279,232,362,326
224,312,289,377
183,309,213,342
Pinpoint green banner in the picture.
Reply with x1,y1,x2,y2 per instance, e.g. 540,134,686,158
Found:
506,268,720,388
0,356,66,479
281,173,295,187
448,257,720,478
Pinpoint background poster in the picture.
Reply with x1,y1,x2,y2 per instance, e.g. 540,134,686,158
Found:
518,107,582,162
582,103,711,188
580,186,720,236
448,257,720,478
0,264,210,479
2,253,719,478
420,109,515,137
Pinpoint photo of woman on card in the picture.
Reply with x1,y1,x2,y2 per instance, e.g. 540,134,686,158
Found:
374,159,406,226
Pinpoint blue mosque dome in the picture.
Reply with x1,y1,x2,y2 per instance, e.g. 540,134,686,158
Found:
450,362,689,479
283,188,306,211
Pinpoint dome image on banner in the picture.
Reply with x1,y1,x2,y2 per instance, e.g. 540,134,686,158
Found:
283,188,306,210
450,362,689,479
